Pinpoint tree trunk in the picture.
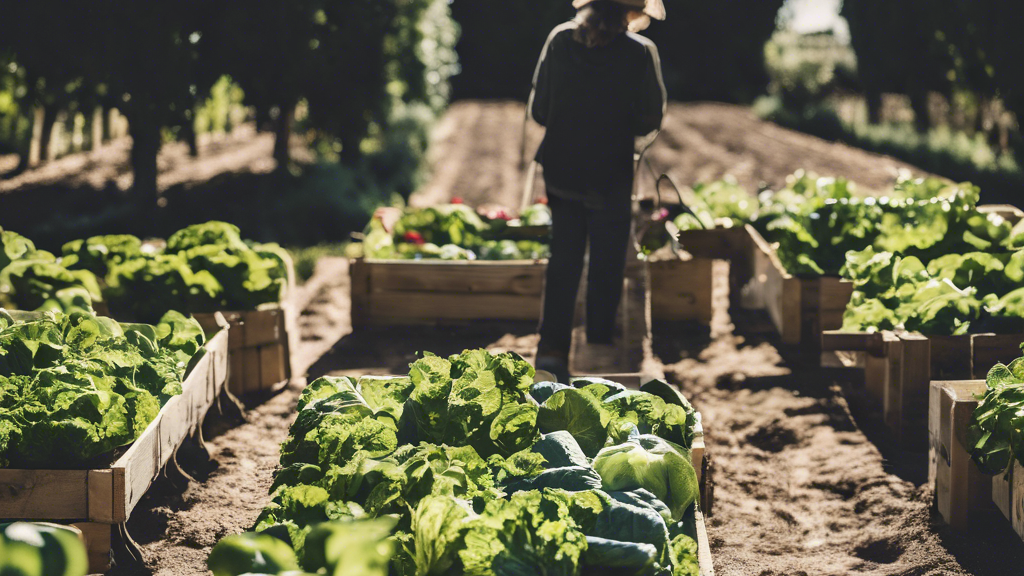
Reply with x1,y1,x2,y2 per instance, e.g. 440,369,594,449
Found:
273,104,293,168
255,104,272,132
865,90,883,125
182,118,199,157
129,114,162,218
909,90,930,134
91,106,104,152
37,104,58,162
102,104,114,143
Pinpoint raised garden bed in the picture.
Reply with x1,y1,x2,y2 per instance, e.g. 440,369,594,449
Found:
824,330,1024,447
349,257,546,326
0,321,229,572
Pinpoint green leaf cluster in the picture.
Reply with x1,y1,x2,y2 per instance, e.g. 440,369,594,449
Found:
0,309,205,468
362,203,551,261
966,345,1024,475
218,350,703,575
841,247,1024,335
0,228,102,315
91,222,290,323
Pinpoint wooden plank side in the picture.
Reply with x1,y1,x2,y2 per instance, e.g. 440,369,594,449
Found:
881,334,904,433
994,467,1013,524
367,260,546,296
819,278,855,313
115,341,218,520
242,308,284,348
896,333,931,448
677,226,749,261
366,293,542,324
972,333,1024,380
1014,461,1024,540
696,508,715,576
822,330,885,354
0,470,88,520
932,380,991,528
71,521,111,574
649,258,714,324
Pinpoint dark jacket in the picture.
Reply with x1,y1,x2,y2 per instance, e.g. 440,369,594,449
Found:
530,21,666,207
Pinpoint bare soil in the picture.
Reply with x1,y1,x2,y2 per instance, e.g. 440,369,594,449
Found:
34,102,1024,575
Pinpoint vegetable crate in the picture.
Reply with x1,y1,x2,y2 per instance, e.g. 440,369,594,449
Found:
349,258,546,326
193,254,298,396
649,227,751,326
194,305,296,396
825,330,1024,448
747,225,854,360
0,325,229,573
928,380,995,529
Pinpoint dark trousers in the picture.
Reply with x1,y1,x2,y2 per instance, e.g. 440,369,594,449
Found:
538,193,632,355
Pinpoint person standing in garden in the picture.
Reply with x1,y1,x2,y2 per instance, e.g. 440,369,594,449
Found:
530,0,667,383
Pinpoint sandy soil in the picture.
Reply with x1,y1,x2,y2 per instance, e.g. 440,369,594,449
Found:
50,102,1024,575
415,101,926,210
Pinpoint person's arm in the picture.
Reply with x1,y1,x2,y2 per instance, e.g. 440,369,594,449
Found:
635,40,667,137
529,26,567,126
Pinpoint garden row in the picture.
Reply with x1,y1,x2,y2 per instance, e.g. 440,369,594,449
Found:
205,352,714,576
0,222,302,572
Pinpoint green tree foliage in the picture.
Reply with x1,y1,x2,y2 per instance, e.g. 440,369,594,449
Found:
0,0,458,216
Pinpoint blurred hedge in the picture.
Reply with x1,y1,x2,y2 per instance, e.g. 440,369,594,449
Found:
450,0,784,103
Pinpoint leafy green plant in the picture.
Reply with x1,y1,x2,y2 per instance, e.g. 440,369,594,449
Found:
966,345,1024,475
209,350,704,575
361,203,551,261
0,309,205,468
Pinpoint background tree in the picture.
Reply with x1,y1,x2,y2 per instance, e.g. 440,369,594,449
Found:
842,0,954,131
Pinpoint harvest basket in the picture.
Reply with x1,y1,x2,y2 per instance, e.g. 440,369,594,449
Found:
0,318,230,572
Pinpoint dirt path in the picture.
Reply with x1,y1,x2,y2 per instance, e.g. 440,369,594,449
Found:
414,101,926,210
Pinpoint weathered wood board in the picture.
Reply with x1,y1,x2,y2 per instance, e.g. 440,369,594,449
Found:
825,330,1024,448
350,258,547,326
928,380,993,529
0,327,229,573
745,226,854,359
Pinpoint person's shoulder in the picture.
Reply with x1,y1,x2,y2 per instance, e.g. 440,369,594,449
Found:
547,21,579,45
624,32,658,53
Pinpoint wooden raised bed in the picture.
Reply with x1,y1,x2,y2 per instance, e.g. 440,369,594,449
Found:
747,225,854,359
648,226,751,326
350,258,547,326
0,322,230,572
928,378,1024,544
193,255,298,396
824,330,1024,447
928,379,993,529
992,461,1024,541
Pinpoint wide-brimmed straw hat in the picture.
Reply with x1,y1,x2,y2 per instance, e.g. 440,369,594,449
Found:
572,0,666,21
